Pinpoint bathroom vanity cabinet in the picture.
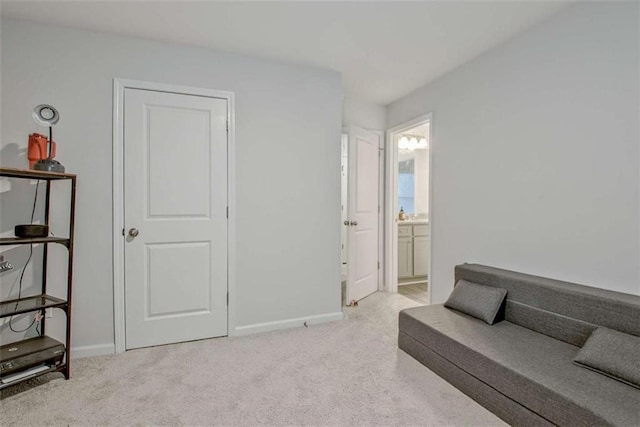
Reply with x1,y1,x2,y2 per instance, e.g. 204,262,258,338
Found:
398,223,429,281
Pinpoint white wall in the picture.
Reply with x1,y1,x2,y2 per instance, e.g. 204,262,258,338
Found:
414,148,429,215
387,2,640,303
342,97,386,130
0,19,343,353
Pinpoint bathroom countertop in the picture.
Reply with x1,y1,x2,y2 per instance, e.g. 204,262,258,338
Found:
398,219,429,225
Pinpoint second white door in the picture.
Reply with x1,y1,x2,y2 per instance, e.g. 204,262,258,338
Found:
347,125,380,303
124,88,228,350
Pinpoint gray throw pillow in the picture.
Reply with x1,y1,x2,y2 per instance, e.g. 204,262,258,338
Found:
573,327,640,389
444,280,507,325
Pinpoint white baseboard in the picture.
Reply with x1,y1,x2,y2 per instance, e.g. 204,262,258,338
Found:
231,311,344,336
71,343,115,359
70,312,345,354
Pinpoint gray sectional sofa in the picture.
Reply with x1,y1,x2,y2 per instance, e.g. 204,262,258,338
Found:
398,264,640,426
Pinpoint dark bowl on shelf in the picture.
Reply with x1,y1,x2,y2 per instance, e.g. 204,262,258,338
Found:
14,224,49,238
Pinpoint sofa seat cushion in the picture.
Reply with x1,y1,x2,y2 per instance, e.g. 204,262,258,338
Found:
399,305,640,426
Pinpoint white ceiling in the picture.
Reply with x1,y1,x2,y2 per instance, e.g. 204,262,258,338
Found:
1,1,574,105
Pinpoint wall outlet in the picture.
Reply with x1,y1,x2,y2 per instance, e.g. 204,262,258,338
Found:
45,308,53,318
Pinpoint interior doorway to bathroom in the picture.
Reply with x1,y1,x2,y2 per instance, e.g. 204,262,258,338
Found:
385,114,432,305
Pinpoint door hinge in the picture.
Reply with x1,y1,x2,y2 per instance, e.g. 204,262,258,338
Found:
122,228,125,236
226,206,229,218
226,120,229,132
227,292,229,306
378,261,380,270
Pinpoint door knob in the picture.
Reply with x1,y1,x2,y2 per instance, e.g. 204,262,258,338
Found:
344,220,350,226
350,221,358,226
128,228,139,238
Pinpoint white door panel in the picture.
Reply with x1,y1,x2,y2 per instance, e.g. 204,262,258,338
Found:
347,126,379,303
146,242,211,317
124,88,228,349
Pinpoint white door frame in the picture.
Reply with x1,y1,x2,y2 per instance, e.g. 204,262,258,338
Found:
112,78,236,353
375,130,385,291
384,113,433,297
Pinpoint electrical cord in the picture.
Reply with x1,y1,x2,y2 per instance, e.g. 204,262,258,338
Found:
8,180,40,333
8,253,36,333
30,180,39,223
35,311,44,336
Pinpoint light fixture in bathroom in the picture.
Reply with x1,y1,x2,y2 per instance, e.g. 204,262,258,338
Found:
398,134,428,150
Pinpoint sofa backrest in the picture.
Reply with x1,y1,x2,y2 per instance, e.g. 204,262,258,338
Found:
454,264,640,347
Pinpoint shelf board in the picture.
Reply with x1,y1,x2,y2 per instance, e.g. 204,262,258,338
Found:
0,294,67,318
0,167,76,181
0,236,70,247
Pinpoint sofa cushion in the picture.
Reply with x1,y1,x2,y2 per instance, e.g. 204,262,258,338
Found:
454,264,640,341
574,327,640,389
399,305,640,426
444,280,507,324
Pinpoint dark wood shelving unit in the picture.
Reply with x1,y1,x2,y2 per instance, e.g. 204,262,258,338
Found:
0,236,70,247
0,167,76,181
0,167,76,389
0,295,68,317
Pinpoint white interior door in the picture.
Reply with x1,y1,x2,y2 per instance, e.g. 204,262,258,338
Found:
124,88,228,350
347,125,380,303
340,134,348,280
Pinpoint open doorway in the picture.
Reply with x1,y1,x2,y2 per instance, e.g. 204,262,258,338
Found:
385,114,432,305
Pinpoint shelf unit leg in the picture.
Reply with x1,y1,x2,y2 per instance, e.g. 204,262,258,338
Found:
41,180,51,336
65,177,76,380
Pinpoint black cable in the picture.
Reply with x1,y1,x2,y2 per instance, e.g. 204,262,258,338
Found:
8,246,35,333
30,179,39,223
17,179,39,301
14,245,33,303
8,180,41,333
8,313,36,333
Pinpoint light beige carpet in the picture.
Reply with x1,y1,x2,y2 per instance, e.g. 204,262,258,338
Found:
0,292,504,426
